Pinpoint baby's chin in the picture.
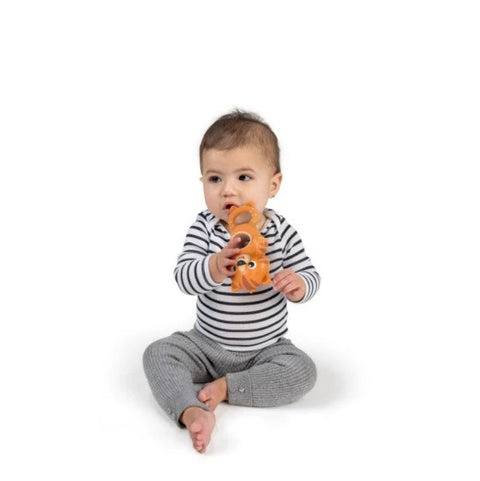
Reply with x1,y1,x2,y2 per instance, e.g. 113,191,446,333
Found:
211,209,229,223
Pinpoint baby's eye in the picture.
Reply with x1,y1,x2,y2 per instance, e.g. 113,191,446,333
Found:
238,174,252,181
208,176,221,183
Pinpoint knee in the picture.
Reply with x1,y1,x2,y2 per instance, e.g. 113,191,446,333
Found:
259,353,317,406
293,354,317,397
303,355,317,393
143,339,169,373
143,341,156,373
275,353,316,403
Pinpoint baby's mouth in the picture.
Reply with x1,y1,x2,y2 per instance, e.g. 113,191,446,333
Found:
223,202,238,213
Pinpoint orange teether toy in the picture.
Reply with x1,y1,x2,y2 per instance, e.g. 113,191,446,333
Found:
229,201,271,293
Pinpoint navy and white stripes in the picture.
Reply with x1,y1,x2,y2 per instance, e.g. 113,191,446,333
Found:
174,209,320,351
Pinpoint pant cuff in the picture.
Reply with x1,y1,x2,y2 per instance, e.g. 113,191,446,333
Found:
166,390,210,427
226,370,253,407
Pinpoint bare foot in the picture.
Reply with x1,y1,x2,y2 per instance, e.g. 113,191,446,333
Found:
180,407,216,454
198,376,228,411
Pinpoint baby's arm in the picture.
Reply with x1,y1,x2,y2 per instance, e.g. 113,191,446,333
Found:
174,214,240,295
209,237,241,283
272,224,321,303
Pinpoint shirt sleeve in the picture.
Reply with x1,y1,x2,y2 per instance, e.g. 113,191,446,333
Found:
173,214,224,295
282,224,321,303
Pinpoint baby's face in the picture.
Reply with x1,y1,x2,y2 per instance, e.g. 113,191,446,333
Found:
201,145,282,228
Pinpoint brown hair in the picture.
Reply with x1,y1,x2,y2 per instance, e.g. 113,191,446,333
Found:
199,109,281,174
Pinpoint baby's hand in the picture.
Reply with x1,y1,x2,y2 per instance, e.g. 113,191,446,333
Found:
209,237,241,283
272,269,306,302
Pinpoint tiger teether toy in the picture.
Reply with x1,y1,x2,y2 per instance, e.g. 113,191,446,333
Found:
228,201,271,293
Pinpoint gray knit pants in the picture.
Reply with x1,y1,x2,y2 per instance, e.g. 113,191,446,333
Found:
143,328,317,427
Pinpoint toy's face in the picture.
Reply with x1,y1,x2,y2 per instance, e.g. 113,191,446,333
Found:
231,254,271,293
200,145,282,226
232,254,258,275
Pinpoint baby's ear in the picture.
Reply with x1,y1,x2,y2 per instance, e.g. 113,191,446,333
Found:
270,173,283,197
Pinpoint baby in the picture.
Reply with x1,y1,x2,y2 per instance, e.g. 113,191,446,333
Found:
143,110,321,453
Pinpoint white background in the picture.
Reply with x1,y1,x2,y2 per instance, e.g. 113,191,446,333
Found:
1,1,479,479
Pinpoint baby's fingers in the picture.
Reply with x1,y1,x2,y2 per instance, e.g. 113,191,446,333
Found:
223,247,241,258
281,281,300,296
227,237,242,249
218,237,239,258
273,270,295,291
221,257,237,268
219,257,236,273
275,278,295,293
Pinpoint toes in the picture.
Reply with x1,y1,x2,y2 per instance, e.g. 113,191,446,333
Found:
199,387,213,403
189,421,202,435
186,411,214,454
190,423,206,443
194,436,205,453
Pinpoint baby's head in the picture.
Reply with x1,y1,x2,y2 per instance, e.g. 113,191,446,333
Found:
199,110,283,226
199,110,281,175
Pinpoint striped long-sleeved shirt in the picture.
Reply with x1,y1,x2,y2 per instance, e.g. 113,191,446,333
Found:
174,208,321,351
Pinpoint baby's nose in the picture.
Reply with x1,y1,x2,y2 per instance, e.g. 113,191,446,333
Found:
221,178,237,195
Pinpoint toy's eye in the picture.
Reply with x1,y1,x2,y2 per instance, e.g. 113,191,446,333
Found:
232,265,236,272
248,261,257,269
237,260,246,267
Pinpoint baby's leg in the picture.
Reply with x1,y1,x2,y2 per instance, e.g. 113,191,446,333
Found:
143,331,212,424
143,331,218,453
225,339,317,407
